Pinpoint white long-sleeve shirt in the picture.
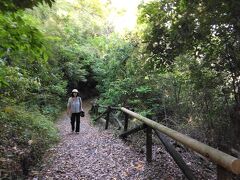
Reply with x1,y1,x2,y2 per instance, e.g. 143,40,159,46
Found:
67,97,82,113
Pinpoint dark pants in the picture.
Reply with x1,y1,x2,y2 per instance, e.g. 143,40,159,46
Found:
71,113,80,132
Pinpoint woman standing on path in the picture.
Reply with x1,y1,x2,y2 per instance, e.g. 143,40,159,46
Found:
67,89,84,134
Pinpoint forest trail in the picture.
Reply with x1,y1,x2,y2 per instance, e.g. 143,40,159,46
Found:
30,99,212,180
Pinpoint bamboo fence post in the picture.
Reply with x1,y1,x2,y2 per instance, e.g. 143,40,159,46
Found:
146,124,152,163
124,107,129,131
95,104,99,114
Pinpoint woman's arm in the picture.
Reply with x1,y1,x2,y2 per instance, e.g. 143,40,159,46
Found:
67,97,72,115
80,97,83,111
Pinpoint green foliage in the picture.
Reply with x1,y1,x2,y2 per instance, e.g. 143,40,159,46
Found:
0,1,73,176
91,34,135,94
138,0,240,104
1,106,58,143
26,0,108,91
0,62,9,88
0,103,59,176
1,0,239,175
0,0,55,12
0,12,48,61
0,11,50,97
89,0,239,150
114,0,240,149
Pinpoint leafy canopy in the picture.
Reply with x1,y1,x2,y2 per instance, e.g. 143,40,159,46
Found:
0,0,55,12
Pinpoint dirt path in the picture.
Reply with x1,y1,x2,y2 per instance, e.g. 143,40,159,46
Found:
31,100,214,180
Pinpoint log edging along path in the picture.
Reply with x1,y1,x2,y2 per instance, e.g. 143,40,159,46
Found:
31,100,215,179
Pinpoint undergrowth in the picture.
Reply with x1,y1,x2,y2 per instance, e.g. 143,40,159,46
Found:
0,105,60,178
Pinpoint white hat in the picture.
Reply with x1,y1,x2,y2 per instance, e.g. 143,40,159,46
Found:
72,89,79,93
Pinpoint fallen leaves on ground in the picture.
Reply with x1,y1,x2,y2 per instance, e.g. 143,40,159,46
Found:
28,100,216,180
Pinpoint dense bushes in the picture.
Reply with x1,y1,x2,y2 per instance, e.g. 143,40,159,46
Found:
91,0,240,153
0,0,108,177
0,100,59,178
0,2,65,178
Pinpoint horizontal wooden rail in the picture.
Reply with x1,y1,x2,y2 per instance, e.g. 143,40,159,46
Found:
97,105,121,110
93,109,108,122
120,107,240,175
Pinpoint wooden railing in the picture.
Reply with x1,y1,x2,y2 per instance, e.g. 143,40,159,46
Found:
90,104,240,180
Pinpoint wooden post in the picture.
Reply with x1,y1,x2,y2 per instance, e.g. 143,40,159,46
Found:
91,104,95,114
124,107,129,131
105,106,111,129
146,124,152,163
155,130,195,180
93,104,98,114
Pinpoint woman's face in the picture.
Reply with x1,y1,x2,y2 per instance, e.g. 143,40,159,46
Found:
73,92,77,97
